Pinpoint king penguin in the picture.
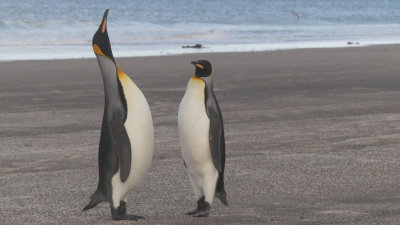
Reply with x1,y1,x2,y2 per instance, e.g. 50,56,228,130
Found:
83,9,154,221
178,60,228,217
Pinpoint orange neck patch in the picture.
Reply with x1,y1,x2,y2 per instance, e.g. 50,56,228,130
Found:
117,68,130,83
191,76,204,82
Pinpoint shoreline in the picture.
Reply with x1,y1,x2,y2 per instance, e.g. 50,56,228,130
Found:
2,41,400,62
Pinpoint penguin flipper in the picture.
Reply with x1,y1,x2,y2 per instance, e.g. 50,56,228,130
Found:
209,106,228,204
110,109,132,182
206,92,225,173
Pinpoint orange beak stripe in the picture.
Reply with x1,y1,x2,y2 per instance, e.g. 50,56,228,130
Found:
102,18,107,33
195,64,204,69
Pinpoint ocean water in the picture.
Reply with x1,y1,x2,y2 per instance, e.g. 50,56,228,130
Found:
1,0,400,60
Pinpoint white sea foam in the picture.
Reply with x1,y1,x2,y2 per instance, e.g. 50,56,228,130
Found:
1,0,400,60
2,39,400,61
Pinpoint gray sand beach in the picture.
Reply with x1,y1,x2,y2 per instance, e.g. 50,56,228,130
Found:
2,45,400,224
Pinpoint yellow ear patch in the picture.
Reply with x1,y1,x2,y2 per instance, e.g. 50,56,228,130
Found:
93,44,106,57
93,44,113,61
195,64,205,69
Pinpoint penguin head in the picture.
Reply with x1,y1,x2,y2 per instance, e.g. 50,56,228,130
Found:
191,60,212,77
92,9,114,61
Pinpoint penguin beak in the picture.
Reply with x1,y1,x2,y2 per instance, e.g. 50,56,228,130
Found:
191,61,204,69
100,9,109,33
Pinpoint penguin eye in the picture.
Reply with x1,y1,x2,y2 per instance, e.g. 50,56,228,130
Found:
195,64,205,69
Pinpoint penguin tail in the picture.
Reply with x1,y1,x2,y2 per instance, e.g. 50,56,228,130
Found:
82,190,106,211
215,190,228,206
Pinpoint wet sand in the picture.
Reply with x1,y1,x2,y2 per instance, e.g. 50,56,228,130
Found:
2,45,400,224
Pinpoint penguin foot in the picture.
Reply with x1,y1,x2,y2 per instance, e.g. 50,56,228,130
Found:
185,196,205,215
191,200,211,217
192,209,210,217
185,209,200,215
111,201,145,221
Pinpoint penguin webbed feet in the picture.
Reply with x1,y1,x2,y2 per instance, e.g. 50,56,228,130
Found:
185,196,211,217
192,206,210,217
111,201,145,221
185,208,203,216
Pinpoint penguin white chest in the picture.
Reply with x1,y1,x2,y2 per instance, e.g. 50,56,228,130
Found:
121,75,154,186
178,77,214,175
111,72,154,206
